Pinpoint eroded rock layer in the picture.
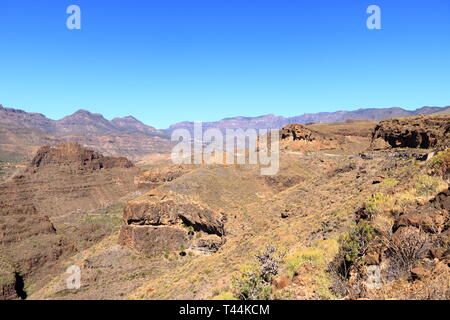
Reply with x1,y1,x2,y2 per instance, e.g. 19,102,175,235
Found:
119,190,225,254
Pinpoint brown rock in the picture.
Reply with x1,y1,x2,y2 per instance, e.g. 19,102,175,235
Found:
119,191,225,254
192,235,223,253
134,165,190,188
281,124,319,141
370,138,391,150
272,276,290,290
29,142,134,172
410,266,428,280
119,225,188,255
395,213,445,233
370,115,450,149
364,251,381,265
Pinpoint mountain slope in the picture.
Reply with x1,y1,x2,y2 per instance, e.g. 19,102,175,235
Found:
0,105,172,160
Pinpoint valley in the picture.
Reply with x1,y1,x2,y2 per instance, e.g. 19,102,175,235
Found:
1,110,448,300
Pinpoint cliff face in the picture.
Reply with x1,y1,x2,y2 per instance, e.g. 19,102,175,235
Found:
29,142,134,172
119,190,225,255
0,202,74,300
371,115,450,149
0,143,140,217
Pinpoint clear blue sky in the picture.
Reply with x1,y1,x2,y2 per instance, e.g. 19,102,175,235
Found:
1,0,449,128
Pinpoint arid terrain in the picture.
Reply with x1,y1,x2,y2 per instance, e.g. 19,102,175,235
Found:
0,108,449,300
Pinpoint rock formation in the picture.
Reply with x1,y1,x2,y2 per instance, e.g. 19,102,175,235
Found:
119,190,225,254
0,143,140,216
0,202,74,299
370,115,450,149
134,165,190,189
29,142,134,172
280,124,340,151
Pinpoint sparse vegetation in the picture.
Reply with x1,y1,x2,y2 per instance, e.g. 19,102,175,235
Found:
365,193,394,215
414,174,442,197
429,148,450,177
232,245,284,300
383,227,431,280
333,222,374,278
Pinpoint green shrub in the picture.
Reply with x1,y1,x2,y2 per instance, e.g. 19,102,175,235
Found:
430,149,450,176
232,266,272,300
365,193,393,215
379,178,399,189
339,222,374,266
414,174,441,196
232,244,284,300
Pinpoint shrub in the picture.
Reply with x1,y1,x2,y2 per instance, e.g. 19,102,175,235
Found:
365,193,394,215
232,244,284,300
332,222,375,279
341,222,374,265
430,149,450,177
286,248,324,279
384,227,431,280
379,178,399,189
414,174,442,197
232,266,272,300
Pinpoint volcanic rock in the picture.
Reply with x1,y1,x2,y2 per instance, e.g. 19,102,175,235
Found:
29,142,134,172
370,115,450,149
119,190,225,254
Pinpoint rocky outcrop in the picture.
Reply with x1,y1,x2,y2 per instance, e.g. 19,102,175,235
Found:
348,186,450,299
29,142,134,172
0,203,75,299
281,124,321,141
0,143,140,217
134,165,190,188
0,258,18,300
119,190,225,254
370,115,450,149
0,203,55,245
280,124,340,151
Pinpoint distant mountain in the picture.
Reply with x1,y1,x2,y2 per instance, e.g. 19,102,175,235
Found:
1,104,449,161
111,115,163,136
0,105,171,161
166,106,450,134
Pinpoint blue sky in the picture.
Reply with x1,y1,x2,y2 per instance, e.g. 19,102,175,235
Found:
1,0,449,128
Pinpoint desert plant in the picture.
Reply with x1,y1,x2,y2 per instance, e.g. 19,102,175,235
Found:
331,222,375,279
429,148,450,178
414,174,441,197
383,227,431,280
365,193,394,216
232,244,284,300
255,244,285,282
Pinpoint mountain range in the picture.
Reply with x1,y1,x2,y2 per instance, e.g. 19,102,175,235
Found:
166,106,450,134
1,104,449,161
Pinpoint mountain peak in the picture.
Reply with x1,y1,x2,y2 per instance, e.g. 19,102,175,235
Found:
70,109,105,118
